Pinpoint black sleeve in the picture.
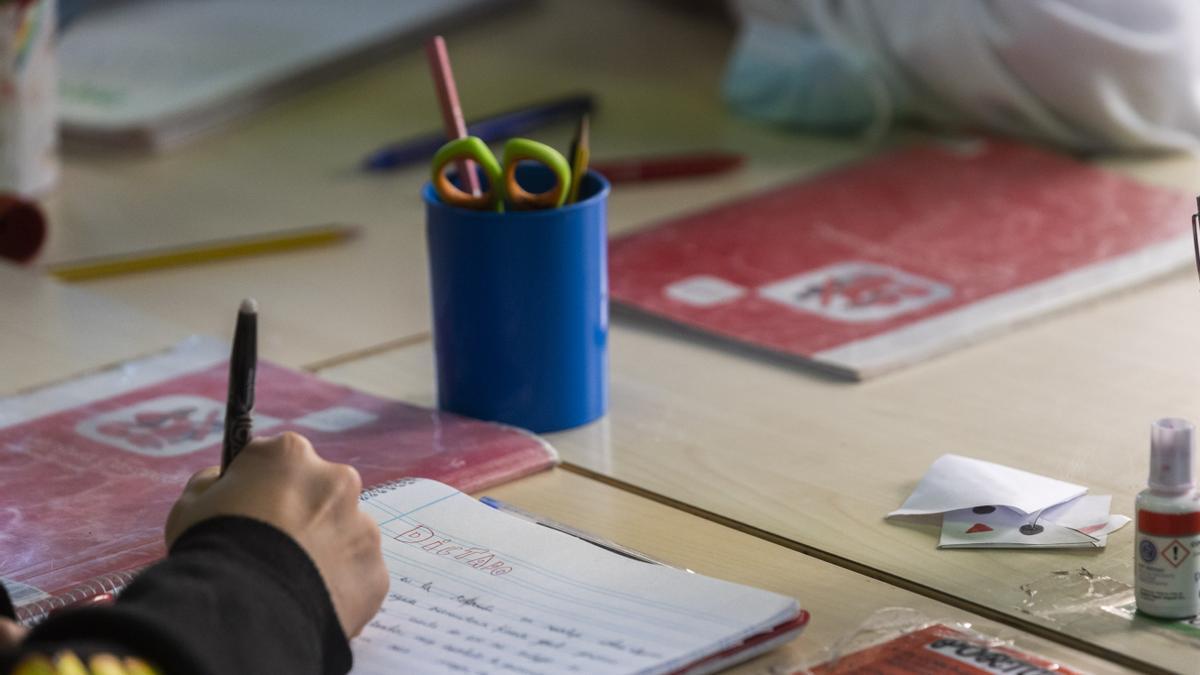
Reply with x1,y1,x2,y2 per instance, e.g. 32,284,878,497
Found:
3,516,352,675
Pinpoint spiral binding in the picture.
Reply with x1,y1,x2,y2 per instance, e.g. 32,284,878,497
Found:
16,568,141,626
358,477,419,502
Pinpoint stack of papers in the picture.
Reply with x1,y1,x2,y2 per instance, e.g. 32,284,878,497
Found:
888,455,1130,549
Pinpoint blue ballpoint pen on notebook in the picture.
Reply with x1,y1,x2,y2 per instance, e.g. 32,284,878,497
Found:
361,93,595,172
479,496,691,571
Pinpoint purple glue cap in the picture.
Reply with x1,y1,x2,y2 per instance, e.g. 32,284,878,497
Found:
1150,418,1195,492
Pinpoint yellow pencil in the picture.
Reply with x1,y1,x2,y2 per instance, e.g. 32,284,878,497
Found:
47,223,360,282
566,114,590,204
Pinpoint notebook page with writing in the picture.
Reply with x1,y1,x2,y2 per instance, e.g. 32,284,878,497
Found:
352,479,802,675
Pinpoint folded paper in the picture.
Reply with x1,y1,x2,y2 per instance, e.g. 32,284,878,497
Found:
939,496,1130,549
888,454,1088,518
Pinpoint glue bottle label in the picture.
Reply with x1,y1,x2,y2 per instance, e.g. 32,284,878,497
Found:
1135,510,1200,618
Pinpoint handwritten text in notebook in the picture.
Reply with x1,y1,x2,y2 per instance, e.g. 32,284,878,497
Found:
392,525,514,576
351,479,802,675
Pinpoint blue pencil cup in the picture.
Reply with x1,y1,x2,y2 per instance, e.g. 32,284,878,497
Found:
423,165,610,433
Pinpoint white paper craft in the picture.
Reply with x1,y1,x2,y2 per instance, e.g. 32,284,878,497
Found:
939,496,1131,549
888,455,1130,550
887,454,1088,517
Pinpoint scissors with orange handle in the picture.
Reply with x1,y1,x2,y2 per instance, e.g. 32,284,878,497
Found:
431,136,572,212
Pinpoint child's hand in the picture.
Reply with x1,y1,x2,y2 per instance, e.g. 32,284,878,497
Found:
166,432,388,638
0,618,26,648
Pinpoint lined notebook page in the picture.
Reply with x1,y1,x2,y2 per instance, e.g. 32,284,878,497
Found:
352,479,800,675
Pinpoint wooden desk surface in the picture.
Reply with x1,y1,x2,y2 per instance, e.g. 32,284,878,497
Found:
44,0,866,369
482,469,1127,673
318,269,1200,673
29,0,1200,670
0,263,188,395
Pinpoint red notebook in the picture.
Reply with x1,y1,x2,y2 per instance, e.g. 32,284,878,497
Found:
0,338,558,623
610,139,1192,379
808,624,1085,674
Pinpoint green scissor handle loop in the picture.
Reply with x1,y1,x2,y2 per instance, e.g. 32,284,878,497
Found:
501,138,571,210
432,137,504,212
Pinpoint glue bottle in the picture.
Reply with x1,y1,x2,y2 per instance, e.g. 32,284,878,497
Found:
1135,417,1200,618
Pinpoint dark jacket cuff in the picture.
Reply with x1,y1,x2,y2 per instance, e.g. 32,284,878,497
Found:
24,516,352,675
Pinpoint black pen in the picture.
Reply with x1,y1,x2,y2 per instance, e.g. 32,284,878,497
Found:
220,298,257,475
0,582,15,621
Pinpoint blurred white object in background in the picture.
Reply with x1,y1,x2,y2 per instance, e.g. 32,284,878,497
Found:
0,0,57,195
727,0,1200,153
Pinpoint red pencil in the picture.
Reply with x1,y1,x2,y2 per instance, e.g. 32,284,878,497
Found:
590,152,745,183
425,36,480,197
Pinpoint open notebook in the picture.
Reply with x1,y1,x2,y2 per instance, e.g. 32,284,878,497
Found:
2,338,557,624
352,478,807,675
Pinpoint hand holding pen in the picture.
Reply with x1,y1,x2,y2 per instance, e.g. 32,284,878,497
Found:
169,433,389,638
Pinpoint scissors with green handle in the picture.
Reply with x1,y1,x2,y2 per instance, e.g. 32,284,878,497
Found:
432,136,572,212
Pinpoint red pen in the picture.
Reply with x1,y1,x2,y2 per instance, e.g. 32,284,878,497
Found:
590,152,745,183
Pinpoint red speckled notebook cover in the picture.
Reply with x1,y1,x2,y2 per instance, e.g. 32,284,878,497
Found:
1,339,557,620
610,140,1192,379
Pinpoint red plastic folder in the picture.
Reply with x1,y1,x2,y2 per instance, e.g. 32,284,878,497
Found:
609,139,1193,379
0,339,557,622
808,624,1085,674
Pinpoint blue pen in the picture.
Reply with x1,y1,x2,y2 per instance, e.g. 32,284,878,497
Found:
361,93,595,172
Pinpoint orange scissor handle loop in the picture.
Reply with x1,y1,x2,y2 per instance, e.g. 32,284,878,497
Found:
501,138,571,211
431,137,503,211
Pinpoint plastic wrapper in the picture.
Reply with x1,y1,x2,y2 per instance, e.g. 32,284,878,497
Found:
1014,567,1200,648
0,337,557,624
784,607,1085,674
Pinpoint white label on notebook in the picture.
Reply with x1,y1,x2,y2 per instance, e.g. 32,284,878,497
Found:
664,275,746,307
292,406,378,433
758,262,953,323
351,479,799,675
75,395,280,457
